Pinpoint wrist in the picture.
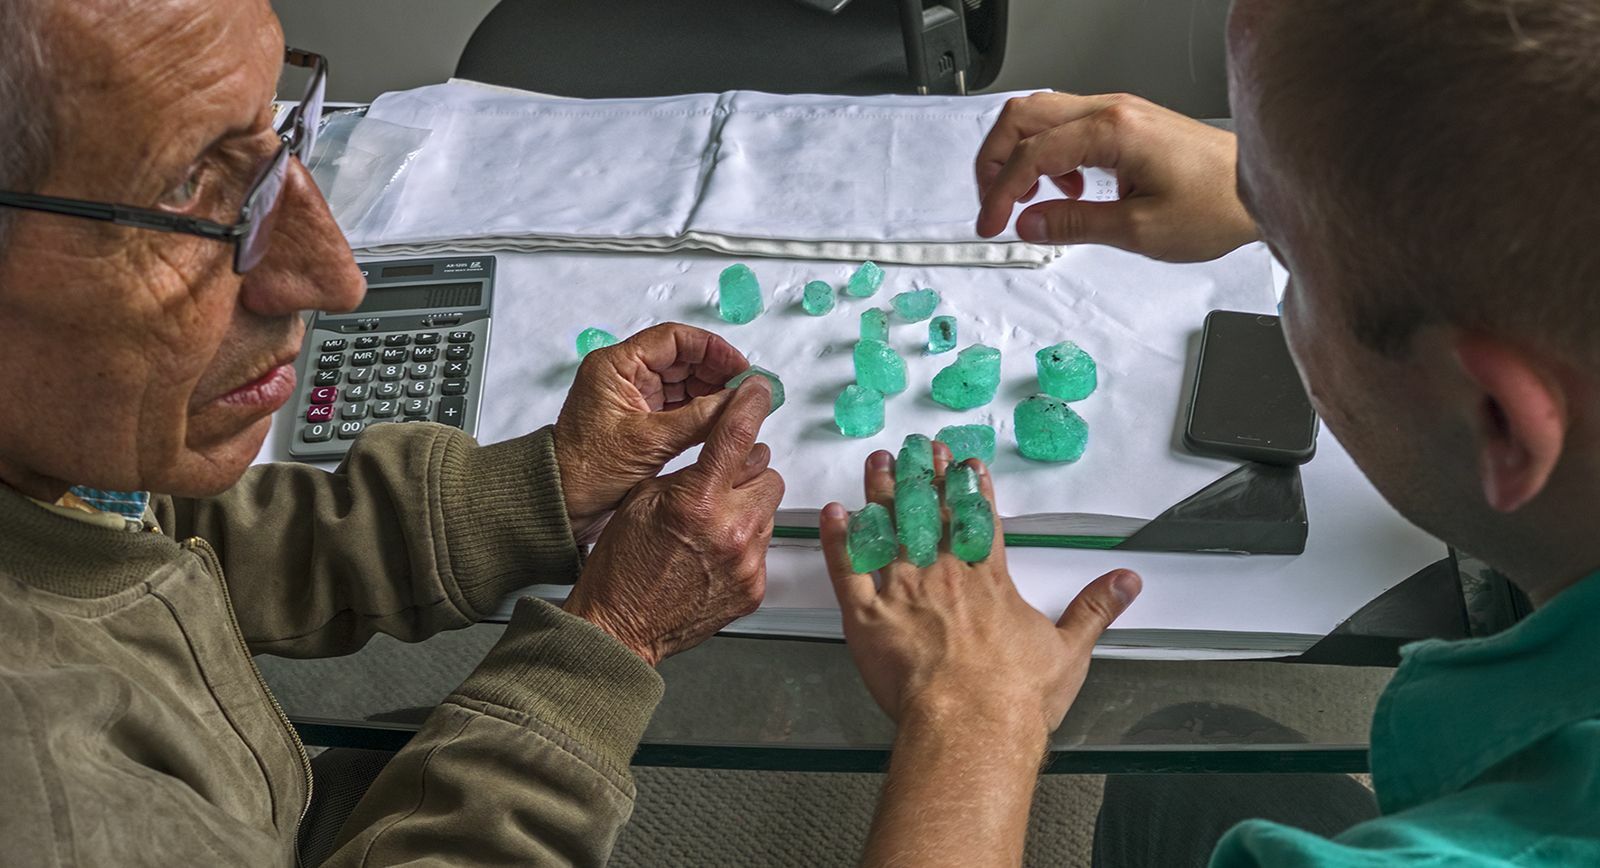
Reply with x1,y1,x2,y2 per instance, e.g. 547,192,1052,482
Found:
562,595,661,667
898,686,1053,748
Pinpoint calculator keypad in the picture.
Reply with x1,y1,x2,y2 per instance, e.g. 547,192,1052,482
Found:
299,326,478,449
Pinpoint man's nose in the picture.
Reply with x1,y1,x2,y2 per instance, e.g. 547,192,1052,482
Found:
237,159,366,317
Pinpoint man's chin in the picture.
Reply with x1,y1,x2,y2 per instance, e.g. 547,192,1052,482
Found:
154,416,275,497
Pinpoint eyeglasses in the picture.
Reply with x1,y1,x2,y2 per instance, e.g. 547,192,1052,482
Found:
0,48,327,274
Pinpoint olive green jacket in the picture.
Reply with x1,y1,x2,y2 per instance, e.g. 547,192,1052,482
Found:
0,423,663,866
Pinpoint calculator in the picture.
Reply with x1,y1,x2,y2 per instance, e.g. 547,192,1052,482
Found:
288,255,495,460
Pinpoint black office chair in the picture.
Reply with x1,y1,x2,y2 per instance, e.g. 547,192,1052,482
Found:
455,0,1007,98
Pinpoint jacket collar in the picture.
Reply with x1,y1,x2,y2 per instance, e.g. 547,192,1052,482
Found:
1372,570,1600,814
0,482,180,599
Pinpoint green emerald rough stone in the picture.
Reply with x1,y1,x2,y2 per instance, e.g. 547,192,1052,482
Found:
896,434,934,486
936,424,996,464
834,385,886,437
895,477,941,568
860,308,889,341
1014,394,1089,462
1036,340,1098,401
891,288,940,322
927,316,957,354
717,264,764,324
725,365,785,415
575,327,618,358
945,464,994,562
801,280,835,316
853,339,907,395
847,502,898,573
845,261,885,298
931,344,1001,410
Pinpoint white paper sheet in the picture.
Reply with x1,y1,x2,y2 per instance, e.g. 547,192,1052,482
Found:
462,245,1272,522
348,81,1067,266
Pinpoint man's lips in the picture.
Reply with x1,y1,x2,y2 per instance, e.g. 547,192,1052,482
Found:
215,352,300,410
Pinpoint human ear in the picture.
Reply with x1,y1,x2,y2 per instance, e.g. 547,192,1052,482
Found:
1453,335,1568,513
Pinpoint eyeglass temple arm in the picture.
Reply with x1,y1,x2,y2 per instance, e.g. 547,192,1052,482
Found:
0,191,242,240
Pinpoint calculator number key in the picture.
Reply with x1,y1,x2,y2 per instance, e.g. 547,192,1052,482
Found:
408,363,436,380
302,422,333,443
406,380,434,398
337,421,365,439
403,398,432,418
346,367,374,384
378,365,404,381
373,381,403,399
341,402,370,420
371,399,400,418
343,383,371,402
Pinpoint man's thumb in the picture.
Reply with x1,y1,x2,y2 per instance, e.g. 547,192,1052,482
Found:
643,389,736,459
1055,569,1142,647
1016,199,1134,248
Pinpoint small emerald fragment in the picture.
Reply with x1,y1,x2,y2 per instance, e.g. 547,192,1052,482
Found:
717,264,764,324
847,503,897,573
834,385,886,437
1036,341,1097,401
853,339,907,395
725,365,785,415
927,316,957,354
891,288,940,322
1014,394,1089,462
801,280,835,316
575,327,618,358
844,261,885,298
931,344,1001,410
860,308,889,341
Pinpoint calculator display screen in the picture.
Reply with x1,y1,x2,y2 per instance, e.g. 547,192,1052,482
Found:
354,282,483,314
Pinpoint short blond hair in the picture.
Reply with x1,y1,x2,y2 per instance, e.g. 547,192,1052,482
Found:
1252,0,1600,359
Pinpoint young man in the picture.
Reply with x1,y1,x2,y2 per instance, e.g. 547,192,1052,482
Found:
0,0,782,863
822,0,1600,864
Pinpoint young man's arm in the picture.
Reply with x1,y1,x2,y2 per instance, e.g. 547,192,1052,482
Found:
820,448,1141,867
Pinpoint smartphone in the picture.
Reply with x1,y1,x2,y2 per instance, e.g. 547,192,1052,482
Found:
1183,310,1319,465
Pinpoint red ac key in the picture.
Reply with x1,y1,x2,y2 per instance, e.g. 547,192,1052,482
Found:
306,404,335,423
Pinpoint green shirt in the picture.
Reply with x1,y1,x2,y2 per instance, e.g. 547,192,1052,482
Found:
1213,571,1600,866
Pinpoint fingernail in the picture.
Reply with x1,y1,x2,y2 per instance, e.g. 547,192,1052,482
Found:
868,451,892,470
740,377,771,396
822,502,846,520
1016,211,1045,241
1111,571,1143,607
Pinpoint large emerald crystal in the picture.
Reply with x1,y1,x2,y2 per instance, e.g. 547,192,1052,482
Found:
945,464,994,562
717,264,764,324
801,280,835,316
891,288,940,322
896,434,934,485
893,434,940,567
847,502,897,573
1014,394,1089,462
834,385,885,437
927,316,957,354
1036,340,1097,401
575,327,618,358
931,344,1001,410
936,424,996,464
844,261,885,298
725,365,785,415
860,308,889,342
853,339,907,395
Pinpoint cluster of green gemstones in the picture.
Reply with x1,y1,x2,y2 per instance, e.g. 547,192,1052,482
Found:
579,262,1100,465
846,433,998,572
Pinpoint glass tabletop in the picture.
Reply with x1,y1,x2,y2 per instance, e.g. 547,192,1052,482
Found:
258,551,1520,775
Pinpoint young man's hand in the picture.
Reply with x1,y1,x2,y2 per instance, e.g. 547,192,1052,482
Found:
819,445,1142,739
975,91,1259,263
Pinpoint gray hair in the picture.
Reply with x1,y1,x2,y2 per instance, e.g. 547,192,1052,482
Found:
0,0,55,254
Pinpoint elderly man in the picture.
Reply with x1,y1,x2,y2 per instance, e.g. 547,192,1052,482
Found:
821,0,1600,865
0,0,782,865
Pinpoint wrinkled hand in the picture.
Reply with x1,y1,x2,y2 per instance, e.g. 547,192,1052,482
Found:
975,91,1258,263
820,445,1142,736
563,378,785,666
554,323,750,543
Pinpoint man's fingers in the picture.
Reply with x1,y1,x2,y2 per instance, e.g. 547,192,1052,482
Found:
613,322,749,393
863,450,895,513
1055,569,1142,652
693,377,773,484
977,115,1122,238
1013,199,1138,248
975,92,1121,200
820,502,876,609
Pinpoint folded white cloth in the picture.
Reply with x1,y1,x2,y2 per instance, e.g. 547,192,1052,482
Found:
347,80,1089,267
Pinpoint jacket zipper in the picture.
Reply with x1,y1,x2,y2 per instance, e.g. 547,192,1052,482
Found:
186,537,314,866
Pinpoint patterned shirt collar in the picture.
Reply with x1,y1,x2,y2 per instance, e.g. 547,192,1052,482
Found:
65,486,150,532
